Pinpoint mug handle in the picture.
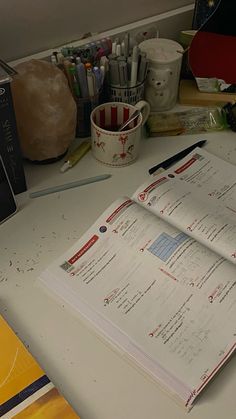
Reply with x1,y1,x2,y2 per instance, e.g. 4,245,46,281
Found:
135,100,150,125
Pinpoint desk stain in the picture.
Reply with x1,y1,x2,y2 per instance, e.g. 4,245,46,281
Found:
2,226,79,283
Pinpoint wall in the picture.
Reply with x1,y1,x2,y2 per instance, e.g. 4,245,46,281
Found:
1,0,193,62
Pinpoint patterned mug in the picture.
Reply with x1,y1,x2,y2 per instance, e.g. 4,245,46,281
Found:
90,100,150,166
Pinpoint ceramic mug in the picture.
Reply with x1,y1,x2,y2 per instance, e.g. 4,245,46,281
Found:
139,38,183,111
90,100,150,166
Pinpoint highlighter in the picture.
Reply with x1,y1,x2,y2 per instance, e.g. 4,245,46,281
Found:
60,142,91,173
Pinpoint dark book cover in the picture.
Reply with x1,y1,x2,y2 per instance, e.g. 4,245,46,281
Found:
0,67,27,194
192,0,221,30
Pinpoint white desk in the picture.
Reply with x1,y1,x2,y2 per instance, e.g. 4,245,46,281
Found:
1,129,236,419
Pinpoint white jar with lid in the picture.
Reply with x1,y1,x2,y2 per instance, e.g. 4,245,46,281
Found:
139,38,184,111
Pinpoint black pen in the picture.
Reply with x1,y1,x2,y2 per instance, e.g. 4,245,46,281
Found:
148,140,207,175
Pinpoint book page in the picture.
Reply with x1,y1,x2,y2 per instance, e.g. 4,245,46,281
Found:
132,148,236,263
40,198,236,406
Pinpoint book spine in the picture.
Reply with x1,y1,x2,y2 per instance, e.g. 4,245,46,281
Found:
0,80,27,194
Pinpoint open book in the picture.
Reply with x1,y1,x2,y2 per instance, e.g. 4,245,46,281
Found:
40,147,236,408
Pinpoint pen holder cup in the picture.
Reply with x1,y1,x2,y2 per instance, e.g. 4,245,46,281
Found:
108,81,145,105
76,94,100,138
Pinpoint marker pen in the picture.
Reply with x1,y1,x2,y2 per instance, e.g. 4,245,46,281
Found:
118,61,128,87
100,65,105,84
50,54,57,65
124,33,130,57
69,65,80,97
87,68,96,97
85,62,92,70
100,56,109,72
112,41,117,55
127,56,132,82
95,47,106,61
76,60,89,98
137,56,149,83
57,52,65,64
104,37,112,54
93,66,102,93
63,59,74,93
60,142,91,173
89,42,97,55
61,47,69,57
121,41,125,56
109,60,120,86
116,44,121,56
130,46,139,87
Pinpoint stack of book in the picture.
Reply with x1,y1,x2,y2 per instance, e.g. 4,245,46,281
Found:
0,60,26,195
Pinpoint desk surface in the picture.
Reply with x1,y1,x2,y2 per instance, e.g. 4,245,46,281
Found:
1,129,236,419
